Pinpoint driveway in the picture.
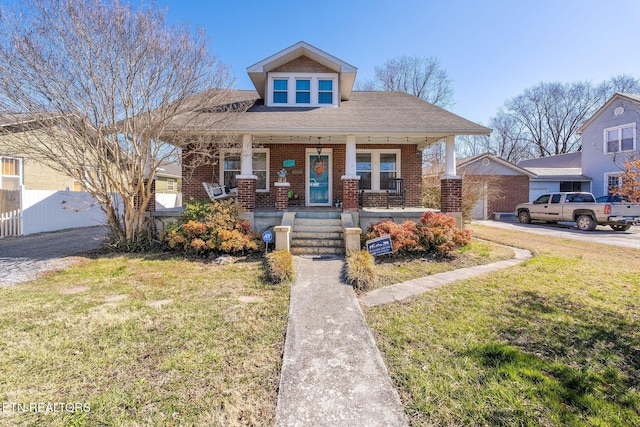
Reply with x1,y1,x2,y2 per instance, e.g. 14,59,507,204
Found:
474,220,640,249
0,226,108,286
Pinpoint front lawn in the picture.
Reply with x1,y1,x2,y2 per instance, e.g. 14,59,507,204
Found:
365,225,640,426
372,239,514,289
0,254,289,426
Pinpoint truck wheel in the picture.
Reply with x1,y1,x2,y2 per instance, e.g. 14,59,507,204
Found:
518,210,531,224
610,224,631,232
576,215,596,231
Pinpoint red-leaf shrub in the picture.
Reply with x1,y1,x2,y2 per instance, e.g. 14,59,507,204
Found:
363,212,472,257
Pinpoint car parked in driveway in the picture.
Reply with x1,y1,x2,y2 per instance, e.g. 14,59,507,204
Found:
515,192,640,231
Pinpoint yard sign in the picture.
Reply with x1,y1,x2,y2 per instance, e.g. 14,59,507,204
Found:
366,234,393,256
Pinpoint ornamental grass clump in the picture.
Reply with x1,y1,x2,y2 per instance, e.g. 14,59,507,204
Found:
265,250,294,284
345,250,377,292
362,212,472,258
162,199,262,256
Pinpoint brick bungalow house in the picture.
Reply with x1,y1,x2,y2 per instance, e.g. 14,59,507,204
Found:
167,41,489,241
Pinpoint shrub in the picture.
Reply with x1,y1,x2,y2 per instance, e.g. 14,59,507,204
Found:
265,250,294,284
363,212,472,258
345,250,377,292
161,198,262,256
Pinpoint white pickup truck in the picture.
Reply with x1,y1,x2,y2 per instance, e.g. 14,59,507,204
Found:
515,192,640,231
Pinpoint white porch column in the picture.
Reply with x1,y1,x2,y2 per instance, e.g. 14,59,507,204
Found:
344,134,357,177
444,135,456,177
240,134,253,176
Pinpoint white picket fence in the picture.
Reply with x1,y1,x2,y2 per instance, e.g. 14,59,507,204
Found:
0,187,110,238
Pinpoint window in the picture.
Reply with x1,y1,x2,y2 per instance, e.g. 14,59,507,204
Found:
268,73,338,107
356,150,400,191
604,124,636,153
318,80,333,104
273,79,288,104
356,153,372,190
533,195,550,204
0,156,22,190
295,79,310,104
166,178,177,192
606,173,622,195
550,194,561,203
222,150,269,191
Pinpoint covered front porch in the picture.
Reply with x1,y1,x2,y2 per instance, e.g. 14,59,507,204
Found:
220,132,462,223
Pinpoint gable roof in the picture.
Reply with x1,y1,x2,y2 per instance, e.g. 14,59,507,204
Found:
165,90,491,142
517,152,589,180
423,153,534,176
246,41,358,101
517,151,582,168
577,93,640,134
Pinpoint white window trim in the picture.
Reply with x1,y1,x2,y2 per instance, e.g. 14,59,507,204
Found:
356,149,401,192
166,178,177,192
221,148,270,192
0,156,23,190
604,172,622,196
267,72,338,107
603,123,636,153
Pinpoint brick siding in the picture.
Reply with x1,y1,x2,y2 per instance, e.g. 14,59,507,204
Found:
183,142,424,208
485,175,529,217
441,178,462,213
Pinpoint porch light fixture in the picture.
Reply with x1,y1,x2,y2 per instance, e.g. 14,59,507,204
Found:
316,137,323,155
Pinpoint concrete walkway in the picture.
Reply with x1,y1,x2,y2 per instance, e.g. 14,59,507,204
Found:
275,245,532,426
275,255,408,427
359,246,532,307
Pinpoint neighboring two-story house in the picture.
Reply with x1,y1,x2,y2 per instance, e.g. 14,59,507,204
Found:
170,41,490,227
578,93,639,197
516,93,639,202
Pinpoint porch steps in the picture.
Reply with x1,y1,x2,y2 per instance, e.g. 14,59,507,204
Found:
290,211,344,256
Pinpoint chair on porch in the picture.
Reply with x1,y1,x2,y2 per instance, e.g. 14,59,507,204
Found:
386,178,405,209
202,182,237,200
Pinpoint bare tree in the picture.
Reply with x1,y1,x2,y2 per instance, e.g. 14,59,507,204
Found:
0,0,240,248
488,75,640,161
371,56,454,108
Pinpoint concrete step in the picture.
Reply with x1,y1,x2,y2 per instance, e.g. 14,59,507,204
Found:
291,238,343,247
291,246,346,256
291,231,343,240
294,218,342,226
294,211,342,220
292,224,343,233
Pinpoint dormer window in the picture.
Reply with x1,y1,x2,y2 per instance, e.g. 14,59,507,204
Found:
296,79,311,104
267,73,338,107
273,79,288,104
318,80,333,104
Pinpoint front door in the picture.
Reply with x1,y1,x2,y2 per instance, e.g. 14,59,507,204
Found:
306,148,332,206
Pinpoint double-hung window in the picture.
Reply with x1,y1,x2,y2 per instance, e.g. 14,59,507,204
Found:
296,79,311,104
273,79,288,104
0,156,22,190
604,124,635,153
356,150,400,191
318,80,333,104
222,149,269,192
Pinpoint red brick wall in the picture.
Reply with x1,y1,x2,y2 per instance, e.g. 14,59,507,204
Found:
342,178,359,210
486,175,529,216
441,178,462,212
182,151,215,202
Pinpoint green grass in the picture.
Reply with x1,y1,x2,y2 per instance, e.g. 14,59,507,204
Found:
364,226,640,426
0,253,289,426
372,238,514,289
